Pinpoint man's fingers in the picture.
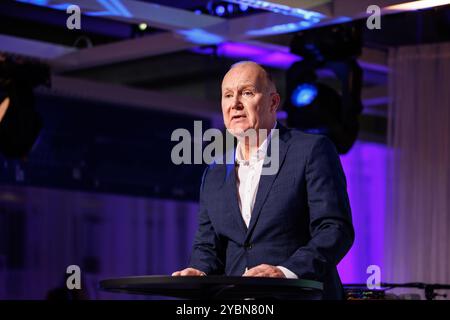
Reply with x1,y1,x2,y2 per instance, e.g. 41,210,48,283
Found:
243,265,284,278
181,268,199,276
242,268,255,276
246,271,270,277
172,268,204,276
243,265,265,276
180,269,192,276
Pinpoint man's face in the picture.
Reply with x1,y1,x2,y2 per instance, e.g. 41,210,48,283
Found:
221,64,278,136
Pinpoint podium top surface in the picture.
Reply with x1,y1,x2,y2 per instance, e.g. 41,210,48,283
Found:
99,275,323,300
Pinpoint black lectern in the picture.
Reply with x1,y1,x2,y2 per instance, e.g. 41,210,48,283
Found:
99,276,323,300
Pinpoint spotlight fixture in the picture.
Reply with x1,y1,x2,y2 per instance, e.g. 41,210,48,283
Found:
239,4,249,11
204,0,257,17
138,23,148,31
215,4,226,16
224,0,325,19
132,22,154,38
284,23,364,154
291,83,319,108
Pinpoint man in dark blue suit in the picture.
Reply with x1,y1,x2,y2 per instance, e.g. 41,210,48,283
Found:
172,61,354,299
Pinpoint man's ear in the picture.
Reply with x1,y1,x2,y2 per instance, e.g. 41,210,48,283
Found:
270,93,281,113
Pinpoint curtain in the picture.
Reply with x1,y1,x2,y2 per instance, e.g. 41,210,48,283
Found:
385,42,450,297
338,141,387,284
0,186,199,299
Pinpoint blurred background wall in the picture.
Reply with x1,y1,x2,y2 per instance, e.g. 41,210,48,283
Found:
0,0,449,299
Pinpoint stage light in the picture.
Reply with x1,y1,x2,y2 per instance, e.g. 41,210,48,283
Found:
215,5,226,16
385,0,450,11
205,0,258,17
224,0,325,19
138,23,147,31
284,23,364,154
132,23,151,38
239,4,249,11
227,3,235,14
291,84,318,107
290,23,363,62
194,9,202,15
286,79,343,136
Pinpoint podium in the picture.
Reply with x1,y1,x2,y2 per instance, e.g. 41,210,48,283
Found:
99,276,323,300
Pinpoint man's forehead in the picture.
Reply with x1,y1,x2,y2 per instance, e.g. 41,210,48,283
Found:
222,65,266,88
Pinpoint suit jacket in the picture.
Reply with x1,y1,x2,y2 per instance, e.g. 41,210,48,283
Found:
189,123,354,299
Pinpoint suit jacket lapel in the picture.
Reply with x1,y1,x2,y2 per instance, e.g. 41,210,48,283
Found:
223,155,248,234
245,125,290,241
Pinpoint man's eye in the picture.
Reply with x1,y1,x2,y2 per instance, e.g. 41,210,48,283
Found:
224,93,233,98
243,91,254,96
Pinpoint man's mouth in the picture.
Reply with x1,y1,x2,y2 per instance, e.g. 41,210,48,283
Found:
232,115,246,121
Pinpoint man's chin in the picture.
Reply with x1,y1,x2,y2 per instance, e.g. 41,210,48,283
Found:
227,126,262,142
227,126,249,138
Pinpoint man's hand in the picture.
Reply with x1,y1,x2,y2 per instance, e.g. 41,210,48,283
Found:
172,267,206,276
0,97,10,122
243,264,286,278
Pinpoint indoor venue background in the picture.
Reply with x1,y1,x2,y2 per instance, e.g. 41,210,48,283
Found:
0,0,449,300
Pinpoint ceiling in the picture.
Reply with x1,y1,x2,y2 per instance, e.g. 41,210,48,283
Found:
1,0,450,142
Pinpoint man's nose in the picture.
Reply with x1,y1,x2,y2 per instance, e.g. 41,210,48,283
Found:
231,95,243,110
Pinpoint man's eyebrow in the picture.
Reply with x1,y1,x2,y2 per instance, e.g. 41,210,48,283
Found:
240,84,257,90
222,84,257,91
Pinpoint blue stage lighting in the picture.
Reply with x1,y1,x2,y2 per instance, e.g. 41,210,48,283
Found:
239,4,249,11
215,5,226,16
291,84,318,107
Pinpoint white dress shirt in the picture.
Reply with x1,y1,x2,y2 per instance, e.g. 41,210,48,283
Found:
234,124,298,279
